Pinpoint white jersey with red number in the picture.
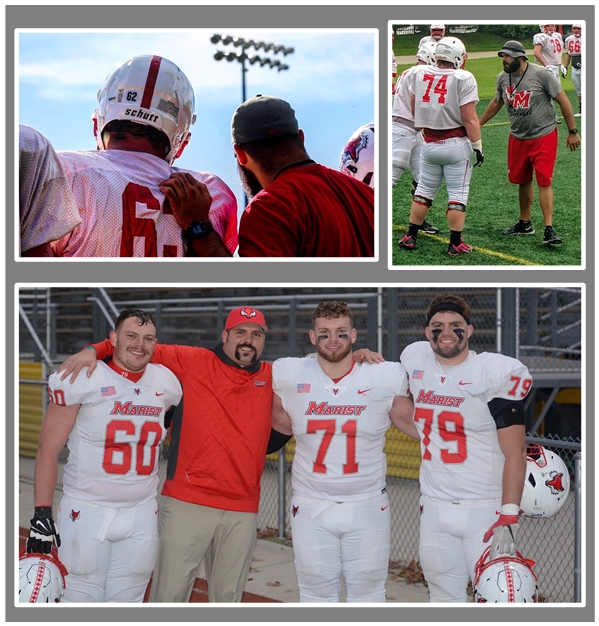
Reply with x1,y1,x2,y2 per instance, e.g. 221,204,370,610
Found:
408,65,479,130
19,125,81,252
273,357,409,501
392,65,419,121
400,342,532,501
533,32,564,66
52,149,238,257
48,362,182,508
565,33,582,63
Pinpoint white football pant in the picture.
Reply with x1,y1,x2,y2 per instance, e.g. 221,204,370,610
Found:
391,122,422,185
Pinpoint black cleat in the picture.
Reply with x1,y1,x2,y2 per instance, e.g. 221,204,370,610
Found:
502,221,535,236
419,220,440,234
543,226,563,245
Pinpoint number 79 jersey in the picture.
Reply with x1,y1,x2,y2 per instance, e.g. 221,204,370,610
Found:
400,342,532,500
48,362,182,508
273,357,409,501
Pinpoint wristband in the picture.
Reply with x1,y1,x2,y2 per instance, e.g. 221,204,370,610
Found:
471,139,482,151
568,128,578,135
184,220,214,240
501,503,520,516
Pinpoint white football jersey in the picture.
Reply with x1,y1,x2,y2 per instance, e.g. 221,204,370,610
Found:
564,33,582,60
408,65,479,130
48,362,182,508
19,125,81,252
533,32,564,66
52,149,238,257
400,342,532,500
392,65,419,121
273,357,409,501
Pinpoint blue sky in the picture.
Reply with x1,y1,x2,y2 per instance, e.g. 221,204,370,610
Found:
18,29,376,216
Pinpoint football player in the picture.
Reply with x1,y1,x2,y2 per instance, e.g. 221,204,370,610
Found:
563,23,582,116
28,309,182,602
398,37,483,257
400,294,530,602
47,55,238,257
392,41,440,235
270,301,417,602
418,23,446,48
533,24,565,80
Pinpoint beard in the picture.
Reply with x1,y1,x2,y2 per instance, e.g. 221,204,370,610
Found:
316,342,352,364
237,162,263,200
235,343,258,364
503,58,522,74
430,334,467,361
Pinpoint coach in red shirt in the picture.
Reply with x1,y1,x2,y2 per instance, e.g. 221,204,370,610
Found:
161,95,375,257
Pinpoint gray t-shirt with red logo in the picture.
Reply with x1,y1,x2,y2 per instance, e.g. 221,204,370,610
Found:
495,62,562,140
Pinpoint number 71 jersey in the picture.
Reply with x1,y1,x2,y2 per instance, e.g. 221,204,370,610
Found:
400,342,532,500
273,357,409,501
48,361,182,508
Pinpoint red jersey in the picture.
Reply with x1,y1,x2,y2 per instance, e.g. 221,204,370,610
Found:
92,340,273,513
238,163,375,257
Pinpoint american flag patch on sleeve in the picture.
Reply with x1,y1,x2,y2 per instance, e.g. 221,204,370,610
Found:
412,370,424,380
101,386,116,397
297,383,311,393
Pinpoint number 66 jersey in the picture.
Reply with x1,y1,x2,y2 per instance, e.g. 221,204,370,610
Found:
273,357,409,501
400,342,532,501
48,362,182,508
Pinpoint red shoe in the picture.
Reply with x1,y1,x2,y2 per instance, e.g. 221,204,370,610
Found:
398,233,416,250
448,238,473,256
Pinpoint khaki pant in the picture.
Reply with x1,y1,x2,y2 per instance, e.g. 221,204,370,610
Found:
148,496,257,603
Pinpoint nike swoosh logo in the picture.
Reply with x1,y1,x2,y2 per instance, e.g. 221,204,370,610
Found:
458,382,472,385
358,389,372,395
156,392,165,396
381,506,388,511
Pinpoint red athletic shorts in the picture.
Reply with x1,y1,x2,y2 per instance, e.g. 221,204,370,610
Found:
507,128,558,187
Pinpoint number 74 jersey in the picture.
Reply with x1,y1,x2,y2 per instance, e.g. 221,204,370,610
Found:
48,361,182,508
273,357,409,501
400,342,532,500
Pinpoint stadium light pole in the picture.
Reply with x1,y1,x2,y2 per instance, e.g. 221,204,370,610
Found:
211,34,294,207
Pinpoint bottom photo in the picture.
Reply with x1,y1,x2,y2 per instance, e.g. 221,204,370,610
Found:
16,285,583,607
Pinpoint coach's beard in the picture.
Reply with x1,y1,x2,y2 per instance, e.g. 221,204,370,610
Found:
237,162,263,200
503,58,522,74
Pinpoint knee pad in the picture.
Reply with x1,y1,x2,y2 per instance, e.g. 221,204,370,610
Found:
446,202,466,215
413,195,433,208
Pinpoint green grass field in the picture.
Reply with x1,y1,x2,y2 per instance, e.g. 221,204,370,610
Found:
390,58,582,267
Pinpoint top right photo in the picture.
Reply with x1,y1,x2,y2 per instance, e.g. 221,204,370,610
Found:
390,22,584,269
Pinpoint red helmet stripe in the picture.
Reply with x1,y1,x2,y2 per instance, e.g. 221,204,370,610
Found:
141,56,163,110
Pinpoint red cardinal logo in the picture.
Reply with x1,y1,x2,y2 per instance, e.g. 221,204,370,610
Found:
240,307,257,319
546,472,565,494
70,510,81,522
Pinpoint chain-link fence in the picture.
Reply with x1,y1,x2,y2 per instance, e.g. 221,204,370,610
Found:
18,286,582,602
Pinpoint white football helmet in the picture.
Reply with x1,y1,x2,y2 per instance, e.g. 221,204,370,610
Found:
520,444,571,518
92,55,197,164
434,37,467,69
338,122,375,188
473,546,538,603
430,23,446,40
417,41,438,66
19,550,68,603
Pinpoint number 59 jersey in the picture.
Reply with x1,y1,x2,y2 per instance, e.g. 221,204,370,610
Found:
400,342,532,500
48,362,182,508
273,357,409,502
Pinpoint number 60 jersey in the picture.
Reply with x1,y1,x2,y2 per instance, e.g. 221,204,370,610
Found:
273,357,409,502
48,362,182,508
400,342,532,501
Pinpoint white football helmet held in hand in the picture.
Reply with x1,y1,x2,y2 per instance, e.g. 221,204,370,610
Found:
19,549,68,603
93,55,197,164
338,123,375,188
520,444,571,518
434,37,467,69
473,546,538,603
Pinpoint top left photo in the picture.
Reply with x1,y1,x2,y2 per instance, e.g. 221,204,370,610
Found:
17,29,376,260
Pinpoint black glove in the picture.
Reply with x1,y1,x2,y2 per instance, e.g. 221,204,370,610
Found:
473,149,484,167
27,507,61,554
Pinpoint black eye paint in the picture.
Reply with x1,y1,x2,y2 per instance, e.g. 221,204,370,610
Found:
338,333,349,340
453,328,465,340
317,335,329,342
431,328,442,342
